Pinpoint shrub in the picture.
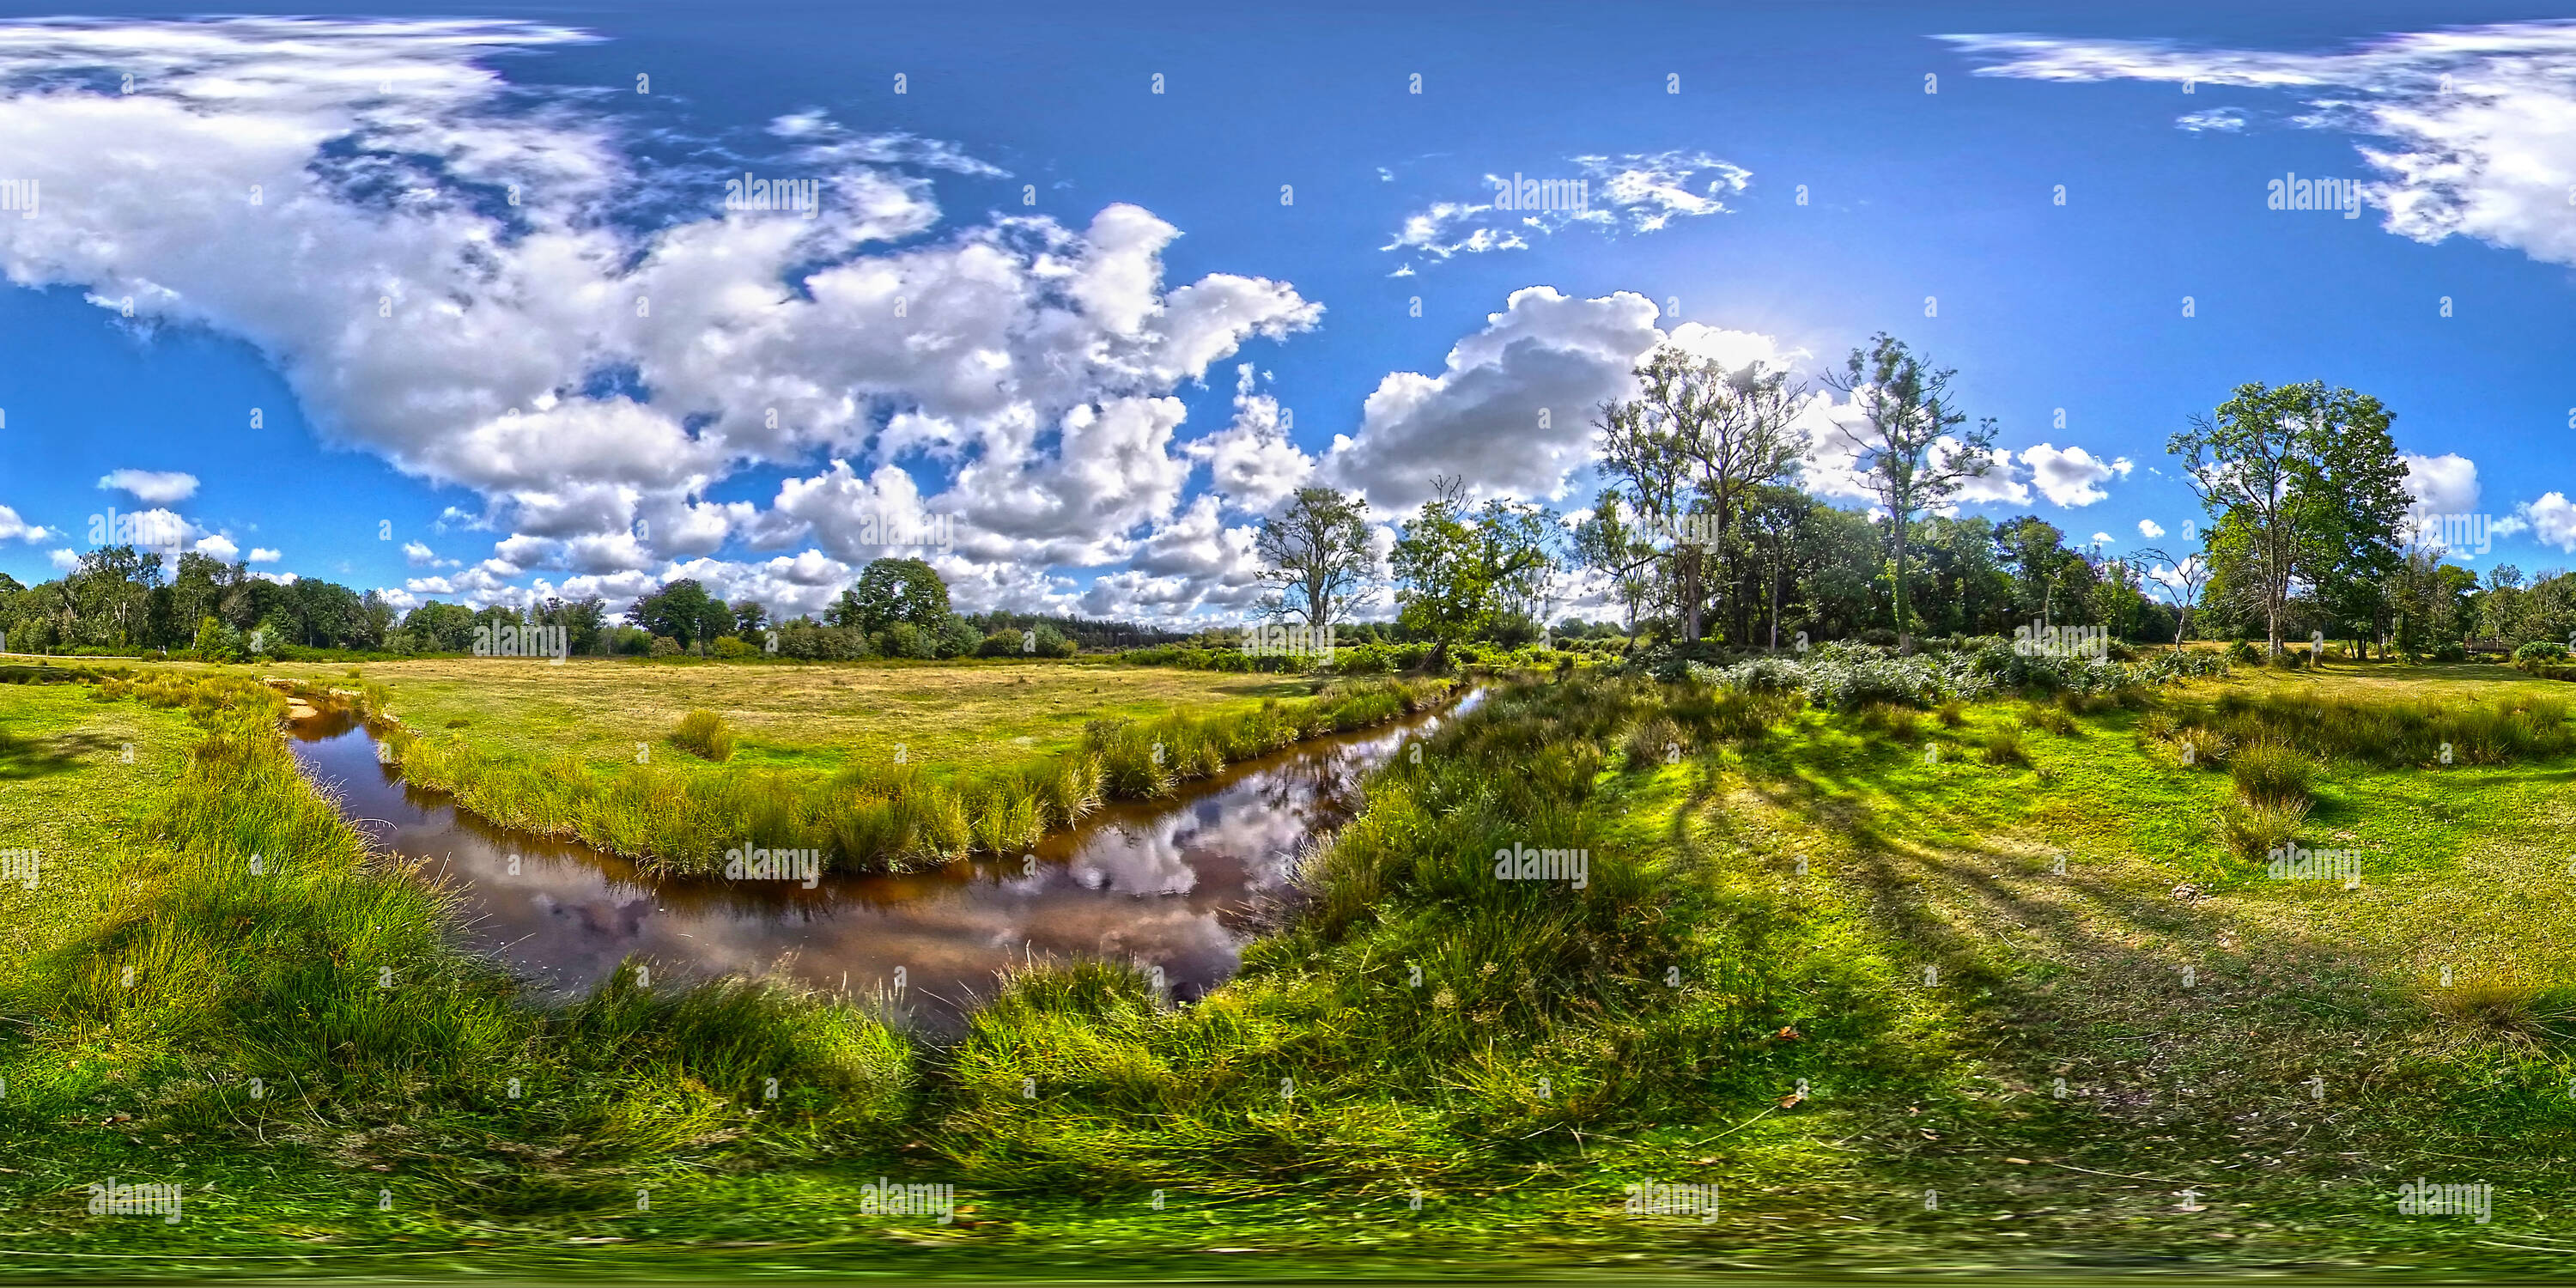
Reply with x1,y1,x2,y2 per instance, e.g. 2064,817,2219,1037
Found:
2515,641,2573,672
1935,698,1967,727
671,708,736,762
1029,623,1078,659
976,629,1025,659
648,635,683,658
876,622,935,659
775,621,870,660
709,635,761,660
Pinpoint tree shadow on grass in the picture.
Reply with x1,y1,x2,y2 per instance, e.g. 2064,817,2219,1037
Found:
0,728,118,781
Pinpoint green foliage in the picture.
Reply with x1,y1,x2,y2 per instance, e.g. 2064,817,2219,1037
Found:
838,558,951,634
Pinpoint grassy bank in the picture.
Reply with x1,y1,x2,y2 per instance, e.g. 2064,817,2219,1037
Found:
0,673,917,1258
369,672,1449,875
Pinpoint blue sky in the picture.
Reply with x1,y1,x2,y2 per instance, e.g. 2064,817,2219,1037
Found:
1,2,2572,623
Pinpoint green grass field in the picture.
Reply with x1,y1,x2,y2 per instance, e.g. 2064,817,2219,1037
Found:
0,656,2570,1277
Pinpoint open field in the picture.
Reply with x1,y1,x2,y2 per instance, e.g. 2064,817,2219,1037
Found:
0,659,2571,1275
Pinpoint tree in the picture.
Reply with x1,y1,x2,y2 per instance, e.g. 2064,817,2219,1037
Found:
2167,381,2410,655
1571,491,1656,636
627,579,732,649
838,559,950,634
1989,518,2092,629
65,545,164,647
404,601,478,653
2129,547,2212,648
1595,345,1804,643
730,598,769,639
1390,477,1558,665
1254,487,1375,633
539,596,608,654
1825,333,2000,648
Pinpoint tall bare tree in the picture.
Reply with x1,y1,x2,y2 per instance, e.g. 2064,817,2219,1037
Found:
2128,545,2211,650
1255,486,1375,634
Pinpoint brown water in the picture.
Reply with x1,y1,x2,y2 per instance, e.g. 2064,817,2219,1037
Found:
285,690,1480,1030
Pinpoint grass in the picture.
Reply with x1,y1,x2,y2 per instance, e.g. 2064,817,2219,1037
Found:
365,674,1448,875
5,654,2576,1274
235,654,1320,777
671,708,735,762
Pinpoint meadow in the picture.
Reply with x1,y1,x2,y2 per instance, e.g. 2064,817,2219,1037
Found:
0,653,2568,1276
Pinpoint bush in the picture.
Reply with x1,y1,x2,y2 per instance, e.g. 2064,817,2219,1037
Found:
709,635,761,660
2515,641,2573,672
648,635,683,658
1029,623,1078,659
775,621,870,660
937,615,982,659
975,629,1025,659
671,708,736,762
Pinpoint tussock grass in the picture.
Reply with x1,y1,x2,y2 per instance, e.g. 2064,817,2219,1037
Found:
2221,796,2310,862
2174,688,2576,769
1980,720,2031,766
2427,981,2576,1049
671,708,735,762
2024,703,2078,737
2227,739,2315,806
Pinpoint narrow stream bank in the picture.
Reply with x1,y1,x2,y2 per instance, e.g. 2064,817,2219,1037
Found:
286,689,1483,1030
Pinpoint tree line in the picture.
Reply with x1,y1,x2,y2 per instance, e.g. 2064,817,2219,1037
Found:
1249,335,2576,661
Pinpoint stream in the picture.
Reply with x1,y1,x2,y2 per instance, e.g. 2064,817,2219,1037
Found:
285,688,1482,1030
